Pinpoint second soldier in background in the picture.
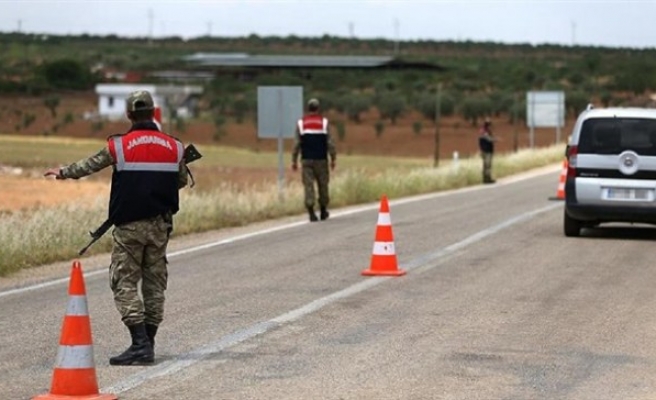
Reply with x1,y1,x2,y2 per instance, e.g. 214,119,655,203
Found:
292,98,337,221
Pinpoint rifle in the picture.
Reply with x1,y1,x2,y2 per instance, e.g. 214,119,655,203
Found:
78,219,113,256
78,143,203,256
183,143,202,188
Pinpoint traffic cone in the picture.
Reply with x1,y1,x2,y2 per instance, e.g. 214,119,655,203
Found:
549,159,568,201
33,260,117,400
362,195,406,277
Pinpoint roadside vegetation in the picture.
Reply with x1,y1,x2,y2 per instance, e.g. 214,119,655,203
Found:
0,139,565,277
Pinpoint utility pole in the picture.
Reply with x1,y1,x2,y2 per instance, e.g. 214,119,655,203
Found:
148,8,154,45
513,92,519,152
393,18,399,56
434,82,442,167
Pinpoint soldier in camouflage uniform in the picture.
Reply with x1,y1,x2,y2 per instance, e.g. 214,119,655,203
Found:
45,90,188,365
292,98,337,222
478,119,497,184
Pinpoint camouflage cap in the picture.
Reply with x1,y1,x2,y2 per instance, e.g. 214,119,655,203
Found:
126,90,155,112
308,98,320,108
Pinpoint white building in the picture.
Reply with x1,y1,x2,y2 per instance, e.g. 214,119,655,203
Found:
94,83,203,121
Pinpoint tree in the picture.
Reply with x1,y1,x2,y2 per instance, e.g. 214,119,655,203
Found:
600,91,613,107
232,97,250,123
416,92,454,121
39,59,94,90
412,121,423,136
376,92,406,124
461,96,493,126
213,115,227,141
344,95,370,123
44,95,60,118
335,120,346,141
374,120,385,138
566,91,590,118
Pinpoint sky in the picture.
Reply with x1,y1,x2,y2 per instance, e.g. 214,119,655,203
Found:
1,0,656,49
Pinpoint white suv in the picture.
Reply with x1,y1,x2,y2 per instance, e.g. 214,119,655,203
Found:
564,106,656,237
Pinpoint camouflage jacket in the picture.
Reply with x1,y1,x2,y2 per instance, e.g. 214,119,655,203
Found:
60,146,188,189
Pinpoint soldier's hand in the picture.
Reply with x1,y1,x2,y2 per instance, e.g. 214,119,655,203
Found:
44,168,65,180
330,160,336,171
292,162,298,171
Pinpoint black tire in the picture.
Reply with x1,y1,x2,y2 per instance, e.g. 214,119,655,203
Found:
564,210,582,237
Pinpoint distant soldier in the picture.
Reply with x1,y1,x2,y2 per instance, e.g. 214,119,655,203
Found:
44,90,188,365
478,118,497,184
292,98,337,221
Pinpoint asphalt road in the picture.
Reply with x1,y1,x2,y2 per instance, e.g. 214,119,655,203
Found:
4,165,656,400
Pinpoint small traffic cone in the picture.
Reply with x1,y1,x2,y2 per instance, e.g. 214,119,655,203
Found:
549,159,568,201
362,195,406,277
33,261,117,400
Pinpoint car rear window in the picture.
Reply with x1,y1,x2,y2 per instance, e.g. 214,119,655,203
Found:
578,117,656,155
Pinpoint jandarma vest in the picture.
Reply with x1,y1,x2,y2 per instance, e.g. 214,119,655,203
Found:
298,114,329,160
478,130,494,154
107,127,184,225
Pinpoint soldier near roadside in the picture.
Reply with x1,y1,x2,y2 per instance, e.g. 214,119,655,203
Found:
44,90,188,365
478,119,497,184
292,98,337,222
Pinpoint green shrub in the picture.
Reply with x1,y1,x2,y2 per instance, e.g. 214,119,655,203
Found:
22,113,36,128
335,120,346,141
412,121,423,135
374,120,384,137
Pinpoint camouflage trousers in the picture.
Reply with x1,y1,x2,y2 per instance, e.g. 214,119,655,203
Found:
301,159,330,209
109,214,171,327
481,152,493,182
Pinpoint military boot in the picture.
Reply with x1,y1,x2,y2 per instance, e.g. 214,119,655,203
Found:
320,206,329,221
109,322,154,366
307,206,318,222
145,323,158,352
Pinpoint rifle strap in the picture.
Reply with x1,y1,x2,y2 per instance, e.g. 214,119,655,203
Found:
186,166,196,188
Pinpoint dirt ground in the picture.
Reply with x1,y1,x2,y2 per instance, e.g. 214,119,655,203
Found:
0,92,573,212
0,170,109,212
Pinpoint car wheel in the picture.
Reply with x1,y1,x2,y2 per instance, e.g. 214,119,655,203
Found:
564,210,582,237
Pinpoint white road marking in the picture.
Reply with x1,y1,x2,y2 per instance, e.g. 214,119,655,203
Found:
0,166,556,300
101,201,561,394
0,164,561,394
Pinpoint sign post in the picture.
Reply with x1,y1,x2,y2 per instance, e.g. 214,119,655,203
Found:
526,91,566,147
257,86,303,200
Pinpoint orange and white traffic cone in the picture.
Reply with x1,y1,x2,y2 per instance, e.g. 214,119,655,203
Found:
549,159,568,201
362,195,406,277
33,261,117,400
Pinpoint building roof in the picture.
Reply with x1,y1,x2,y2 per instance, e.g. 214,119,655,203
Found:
182,53,444,70
148,70,215,82
95,83,203,96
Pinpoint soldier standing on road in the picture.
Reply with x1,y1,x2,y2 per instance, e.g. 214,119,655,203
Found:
478,119,497,184
44,90,188,365
292,98,337,222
